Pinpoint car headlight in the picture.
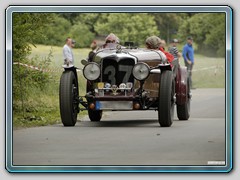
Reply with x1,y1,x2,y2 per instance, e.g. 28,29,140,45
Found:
83,62,100,81
132,62,150,81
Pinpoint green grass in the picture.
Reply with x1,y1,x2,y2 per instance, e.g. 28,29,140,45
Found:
13,44,225,128
29,44,90,68
179,54,225,88
13,45,89,128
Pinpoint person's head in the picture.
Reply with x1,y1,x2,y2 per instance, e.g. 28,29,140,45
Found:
71,39,76,48
160,39,166,48
145,36,161,50
66,37,72,46
187,36,193,45
171,39,179,47
90,40,97,50
105,33,119,44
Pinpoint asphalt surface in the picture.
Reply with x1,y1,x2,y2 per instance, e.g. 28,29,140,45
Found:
13,88,225,166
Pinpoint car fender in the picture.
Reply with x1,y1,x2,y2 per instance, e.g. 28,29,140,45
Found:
175,66,188,105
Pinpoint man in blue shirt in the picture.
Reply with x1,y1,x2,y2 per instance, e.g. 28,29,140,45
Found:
182,36,194,89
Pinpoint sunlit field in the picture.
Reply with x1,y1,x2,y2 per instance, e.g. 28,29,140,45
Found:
30,44,225,88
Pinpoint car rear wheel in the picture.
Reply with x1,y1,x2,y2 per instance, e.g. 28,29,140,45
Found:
88,110,102,122
59,70,79,126
177,77,190,120
158,70,174,127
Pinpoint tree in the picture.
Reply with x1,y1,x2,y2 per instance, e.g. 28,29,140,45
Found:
178,13,225,57
69,22,95,48
13,13,53,62
13,13,53,104
153,13,185,44
34,14,71,46
74,13,107,35
95,13,159,45
204,14,225,57
59,13,79,25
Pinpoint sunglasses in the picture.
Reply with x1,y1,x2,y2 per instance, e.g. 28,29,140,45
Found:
106,40,115,43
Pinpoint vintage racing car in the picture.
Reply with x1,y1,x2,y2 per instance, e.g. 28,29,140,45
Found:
59,44,191,127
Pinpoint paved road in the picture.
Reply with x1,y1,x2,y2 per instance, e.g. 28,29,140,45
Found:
13,88,225,166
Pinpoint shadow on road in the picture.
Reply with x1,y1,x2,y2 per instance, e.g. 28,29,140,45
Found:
68,119,161,128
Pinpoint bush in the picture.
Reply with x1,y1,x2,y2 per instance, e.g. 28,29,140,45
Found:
69,22,95,48
35,14,72,46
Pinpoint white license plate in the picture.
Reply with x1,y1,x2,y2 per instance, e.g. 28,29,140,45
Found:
95,101,133,110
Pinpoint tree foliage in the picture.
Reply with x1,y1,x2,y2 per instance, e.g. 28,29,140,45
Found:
74,13,105,35
34,14,71,46
152,13,184,43
69,22,95,48
13,13,53,103
95,13,159,45
178,13,225,56
27,12,225,56
13,13,53,62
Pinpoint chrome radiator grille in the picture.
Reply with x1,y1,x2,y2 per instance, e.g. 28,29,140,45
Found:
101,58,135,85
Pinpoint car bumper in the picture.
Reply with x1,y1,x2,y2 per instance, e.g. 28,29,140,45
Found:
86,94,140,110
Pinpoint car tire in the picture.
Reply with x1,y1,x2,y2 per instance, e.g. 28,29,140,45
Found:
59,70,79,126
88,110,102,122
158,70,174,127
177,77,190,120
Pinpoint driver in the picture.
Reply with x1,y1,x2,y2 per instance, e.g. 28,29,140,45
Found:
102,33,120,49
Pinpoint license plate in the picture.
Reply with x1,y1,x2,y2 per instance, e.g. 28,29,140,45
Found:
95,101,133,110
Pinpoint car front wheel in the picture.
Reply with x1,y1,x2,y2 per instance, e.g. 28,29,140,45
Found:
158,70,174,127
59,70,79,126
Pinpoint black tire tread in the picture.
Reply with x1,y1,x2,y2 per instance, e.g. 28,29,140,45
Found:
158,70,174,127
177,103,190,120
59,71,78,126
177,75,190,120
88,110,102,122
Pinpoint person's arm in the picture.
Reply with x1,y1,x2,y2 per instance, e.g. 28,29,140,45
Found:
88,51,95,62
191,48,194,63
158,50,167,63
177,52,181,59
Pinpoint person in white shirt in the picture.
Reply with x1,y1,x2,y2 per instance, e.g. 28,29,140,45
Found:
63,37,74,67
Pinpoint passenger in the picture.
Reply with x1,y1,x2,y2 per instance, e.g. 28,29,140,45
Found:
145,36,161,50
159,39,166,50
159,40,174,64
145,36,167,62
